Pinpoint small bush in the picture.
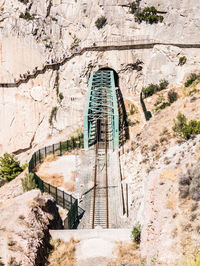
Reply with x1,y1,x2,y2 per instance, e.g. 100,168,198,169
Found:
135,6,163,24
21,172,37,192
129,1,141,14
158,79,169,91
129,104,137,115
173,117,200,140
51,17,58,22
168,90,178,103
142,83,159,98
49,106,58,126
19,11,34,20
172,112,187,138
59,92,64,101
184,73,200,87
131,223,141,246
18,0,29,4
155,101,170,111
154,95,164,106
70,37,80,49
179,56,187,66
142,80,169,98
0,153,23,182
95,16,107,29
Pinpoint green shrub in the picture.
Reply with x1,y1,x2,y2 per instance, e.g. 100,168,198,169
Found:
168,90,178,103
172,112,200,139
179,56,187,66
70,37,80,49
184,73,199,87
19,11,34,20
59,92,64,101
154,95,164,106
155,101,170,111
21,172,37,192
129,1,141,14
158,79,169,91
142,83,158,98
49,106,58,126
51,17,58,22
142,80,169,98
95,16,107,29
18,0,29,4
0,153,23,182
129,104,137,115
135,6,163,24
172,112,187,137
132,223,141,246
45,42,53,49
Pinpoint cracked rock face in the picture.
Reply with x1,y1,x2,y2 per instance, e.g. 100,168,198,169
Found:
0,189,63,265
0,0,200,159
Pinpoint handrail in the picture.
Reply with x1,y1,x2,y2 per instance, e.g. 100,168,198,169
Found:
1,38,200,87
28,135,84,229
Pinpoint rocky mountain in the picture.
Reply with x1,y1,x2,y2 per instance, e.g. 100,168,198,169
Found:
0,0,200,264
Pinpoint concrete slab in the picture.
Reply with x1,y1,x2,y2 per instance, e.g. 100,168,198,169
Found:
50,228,131,242
50,229,132,266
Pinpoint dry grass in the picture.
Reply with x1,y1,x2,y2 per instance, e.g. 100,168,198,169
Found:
108,241,141,266
48,238,77,266
179,253,200,266
63,171,76,192
166,192,177,210
38,172,64,187
160,168,180,182
44,154,58,162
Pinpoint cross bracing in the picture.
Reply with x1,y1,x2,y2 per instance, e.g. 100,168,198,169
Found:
84,70,119,149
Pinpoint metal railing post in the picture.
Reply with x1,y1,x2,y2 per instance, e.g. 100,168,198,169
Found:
53,144,55,154
45,147,47,157
56,188,58,202
63,191,65,208
70,194,72,208
39,149,41,163
60,142,62,156
34,153,36,167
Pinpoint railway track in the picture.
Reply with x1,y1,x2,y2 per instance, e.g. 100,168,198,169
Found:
91,120,109,229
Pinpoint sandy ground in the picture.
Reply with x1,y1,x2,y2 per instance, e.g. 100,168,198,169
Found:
36,155,81,193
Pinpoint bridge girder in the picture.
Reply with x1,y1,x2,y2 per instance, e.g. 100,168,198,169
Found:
83,70,119,149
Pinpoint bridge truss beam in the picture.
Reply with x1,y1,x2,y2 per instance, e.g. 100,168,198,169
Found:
83,70,119,149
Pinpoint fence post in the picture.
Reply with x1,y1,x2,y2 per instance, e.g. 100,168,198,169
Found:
42,180,44,192
53,144,55,154
79,136,81,148
39,149,41,163
70,194,72,208
45,147,47,157
34,153,36,167
56,188,58,202
63,191,65,208
60,142,62,156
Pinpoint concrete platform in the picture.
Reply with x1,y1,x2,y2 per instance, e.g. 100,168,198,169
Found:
50,229,132,266
50,228,131,242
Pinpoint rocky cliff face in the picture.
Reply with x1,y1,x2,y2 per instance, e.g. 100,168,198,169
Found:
0,189,63,265
1,0,200,158
1,0,200,264
121,84,200,264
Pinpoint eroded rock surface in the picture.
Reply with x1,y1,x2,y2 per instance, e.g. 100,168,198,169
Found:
0,189,63,265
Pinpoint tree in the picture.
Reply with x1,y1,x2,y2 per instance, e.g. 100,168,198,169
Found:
0,153,23,182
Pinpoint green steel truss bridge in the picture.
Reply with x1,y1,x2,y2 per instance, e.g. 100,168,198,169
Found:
84,70,119,149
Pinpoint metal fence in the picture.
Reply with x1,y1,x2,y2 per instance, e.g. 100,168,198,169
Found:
28,135,84,229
